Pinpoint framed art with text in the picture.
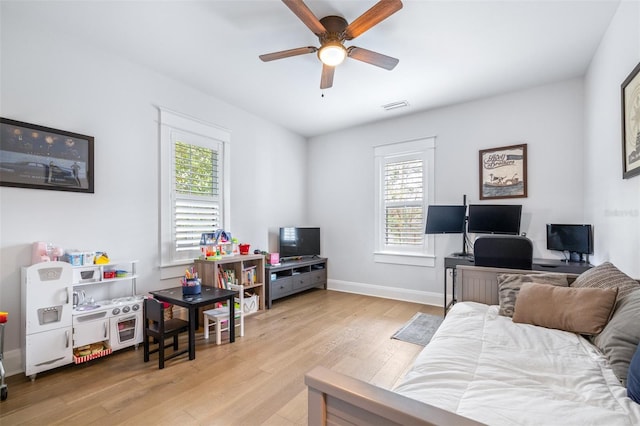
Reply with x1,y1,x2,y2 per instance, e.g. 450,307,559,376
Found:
479,143,527,200
0,118,94,193
622,62,640,179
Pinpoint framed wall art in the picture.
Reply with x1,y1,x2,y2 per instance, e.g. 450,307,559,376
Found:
479,143,527,200
0,118,94,193
621,61,640,179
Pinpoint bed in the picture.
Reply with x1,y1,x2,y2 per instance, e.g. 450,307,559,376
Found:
305,263,640,425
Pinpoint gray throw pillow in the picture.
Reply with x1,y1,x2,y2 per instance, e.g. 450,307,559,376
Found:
592,290,640,386
571,262,639,301
497,273,568,317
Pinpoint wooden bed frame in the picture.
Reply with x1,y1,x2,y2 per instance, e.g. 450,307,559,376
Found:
304,265,580,426
305,366,484,426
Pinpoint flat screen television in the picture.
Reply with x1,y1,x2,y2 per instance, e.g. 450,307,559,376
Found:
467,204,522,235
279,227,321,258
425,205,466,234
546,224,593,260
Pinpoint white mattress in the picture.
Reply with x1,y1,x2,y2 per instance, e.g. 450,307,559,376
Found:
394,302,640,426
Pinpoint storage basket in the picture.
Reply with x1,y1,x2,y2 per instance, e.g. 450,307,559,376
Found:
242,294,259,315
73,342,112,364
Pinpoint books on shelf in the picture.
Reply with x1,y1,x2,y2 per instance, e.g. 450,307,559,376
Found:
242,265,257,285
217,266,236,288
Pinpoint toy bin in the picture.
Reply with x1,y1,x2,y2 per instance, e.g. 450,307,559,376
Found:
242,294,259,315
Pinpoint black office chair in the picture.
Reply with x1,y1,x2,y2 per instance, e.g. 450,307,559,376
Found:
143,298,189,369
473,235,533,270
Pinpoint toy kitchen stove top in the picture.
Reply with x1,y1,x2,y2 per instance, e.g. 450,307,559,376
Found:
99,295,145,316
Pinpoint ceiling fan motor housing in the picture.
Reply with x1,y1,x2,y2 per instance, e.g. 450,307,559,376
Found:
318,15,348,44
317,16,348,66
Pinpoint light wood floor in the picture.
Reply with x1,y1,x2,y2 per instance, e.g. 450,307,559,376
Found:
0,289,441,425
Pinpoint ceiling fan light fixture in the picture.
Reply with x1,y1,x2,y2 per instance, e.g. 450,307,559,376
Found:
318,42,347,66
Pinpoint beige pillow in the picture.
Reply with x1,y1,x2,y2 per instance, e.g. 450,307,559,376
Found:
497,273,568,318
512,283,618,335
571,262,639,301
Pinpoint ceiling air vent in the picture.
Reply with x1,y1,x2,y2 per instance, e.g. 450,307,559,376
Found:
382,100,409,111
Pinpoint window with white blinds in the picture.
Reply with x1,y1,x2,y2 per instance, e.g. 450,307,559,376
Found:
383,158,424,247
374,137,435,266
173,140,221,253
160,108,230,269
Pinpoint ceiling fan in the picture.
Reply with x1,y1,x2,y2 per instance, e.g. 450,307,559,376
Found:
259,0,403,89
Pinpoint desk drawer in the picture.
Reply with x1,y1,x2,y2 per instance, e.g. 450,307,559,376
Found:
271,277,293,299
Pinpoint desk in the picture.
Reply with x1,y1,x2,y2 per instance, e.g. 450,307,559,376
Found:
149,286,237,360
443,255,593,315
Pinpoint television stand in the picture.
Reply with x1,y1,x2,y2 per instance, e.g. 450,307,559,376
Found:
265,257,327,308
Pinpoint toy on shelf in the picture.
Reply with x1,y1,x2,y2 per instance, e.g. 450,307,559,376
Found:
31,242,64,265
200,230,235,260
94,252,110,264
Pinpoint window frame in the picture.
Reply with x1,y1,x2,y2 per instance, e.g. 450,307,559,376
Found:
373,137,435,267
159,107,230,275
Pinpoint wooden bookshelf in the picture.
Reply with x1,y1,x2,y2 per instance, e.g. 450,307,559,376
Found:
193,254,265,312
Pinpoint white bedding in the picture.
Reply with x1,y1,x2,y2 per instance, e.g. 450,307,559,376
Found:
394,302,640,426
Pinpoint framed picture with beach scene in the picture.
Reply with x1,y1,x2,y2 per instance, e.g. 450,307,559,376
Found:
0,118,94,193
479,143,527,200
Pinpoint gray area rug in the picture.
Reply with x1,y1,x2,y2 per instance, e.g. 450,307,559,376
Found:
391,312,444,346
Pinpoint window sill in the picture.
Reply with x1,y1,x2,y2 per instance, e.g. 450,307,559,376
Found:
373,252,435,267
160,260,196,280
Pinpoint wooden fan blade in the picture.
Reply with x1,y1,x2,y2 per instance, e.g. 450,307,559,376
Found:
320,64,335,89
347,46,399,70
344,0,403,40
259,46,317,62
282,0,326,36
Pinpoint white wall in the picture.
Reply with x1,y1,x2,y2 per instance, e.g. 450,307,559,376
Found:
584,0,640,277
0,10,307,358
308,79,586,304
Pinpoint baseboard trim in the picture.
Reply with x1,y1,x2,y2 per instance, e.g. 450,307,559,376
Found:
327,279,443,307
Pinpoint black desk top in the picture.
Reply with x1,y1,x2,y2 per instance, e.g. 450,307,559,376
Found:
444,254,593,273
150,286,236,308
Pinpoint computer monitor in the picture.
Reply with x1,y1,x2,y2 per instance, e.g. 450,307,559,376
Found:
546,224,593,262
467,204,522,235
425,205,466,234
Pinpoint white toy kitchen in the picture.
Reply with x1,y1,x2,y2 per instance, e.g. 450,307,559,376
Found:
21,258,143,380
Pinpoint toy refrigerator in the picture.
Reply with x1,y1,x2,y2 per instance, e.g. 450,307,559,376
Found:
21,261,73,379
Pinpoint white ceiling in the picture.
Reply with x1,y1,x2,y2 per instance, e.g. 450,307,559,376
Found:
6,0,621,137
